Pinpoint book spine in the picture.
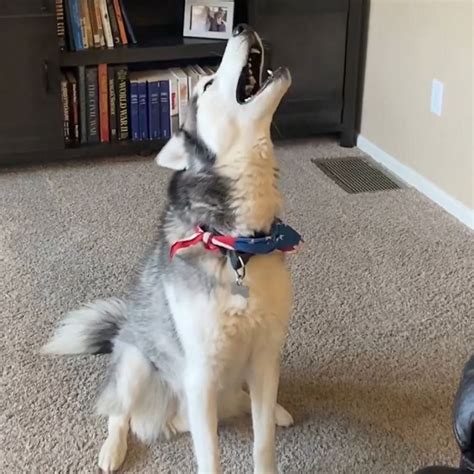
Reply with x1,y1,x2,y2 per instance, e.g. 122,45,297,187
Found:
138,81,148,140
169,77,178,134
85,66,99,143
147,81,160,140
112,0,128,45
93,0,106,47
78,66,87,143
81,0,94,48
118,0,137,44
98,64,109,142
158,80,171,140
108,66,117,140
87,0,100,47
63,0,75,50
99,0,114,48
78,0,89,48
69,77,80,142
55,0,67,51
129,81,139,141
68,0,84,50
60,76,71,144
106,0,121,46
115,66,129,140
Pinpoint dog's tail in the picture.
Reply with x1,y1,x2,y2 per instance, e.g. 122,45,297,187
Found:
41,298,127,355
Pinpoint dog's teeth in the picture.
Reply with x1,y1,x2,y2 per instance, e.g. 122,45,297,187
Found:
267,69,273,76
244,97,252,103
251,48,261,54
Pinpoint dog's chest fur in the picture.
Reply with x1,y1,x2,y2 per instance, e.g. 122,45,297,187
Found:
161,139,291,378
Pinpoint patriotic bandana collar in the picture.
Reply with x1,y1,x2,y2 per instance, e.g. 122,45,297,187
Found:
170,220,303,263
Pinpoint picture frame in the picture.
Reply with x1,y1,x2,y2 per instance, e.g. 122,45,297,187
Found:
183,0,235,40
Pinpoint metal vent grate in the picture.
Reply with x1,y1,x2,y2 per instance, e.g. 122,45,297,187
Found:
312,158,402,193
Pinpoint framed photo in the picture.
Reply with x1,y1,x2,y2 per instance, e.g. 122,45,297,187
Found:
183,0,235,40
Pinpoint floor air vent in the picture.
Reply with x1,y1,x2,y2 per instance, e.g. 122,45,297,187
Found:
312,157,402,194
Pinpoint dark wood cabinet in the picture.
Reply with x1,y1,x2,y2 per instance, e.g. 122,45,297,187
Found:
250,0,363,145
0,0,55,16
0,13,63,156
0,0,365,165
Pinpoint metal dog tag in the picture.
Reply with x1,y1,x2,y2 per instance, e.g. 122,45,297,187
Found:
231,280,250,299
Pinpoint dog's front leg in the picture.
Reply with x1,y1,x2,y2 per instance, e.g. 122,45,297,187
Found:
184,365,221,474
248,351,280,474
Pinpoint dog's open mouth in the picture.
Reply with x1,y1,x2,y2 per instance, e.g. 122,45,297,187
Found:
236,36,278,104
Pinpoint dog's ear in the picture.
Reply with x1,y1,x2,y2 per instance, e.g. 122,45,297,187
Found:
155,134,187,170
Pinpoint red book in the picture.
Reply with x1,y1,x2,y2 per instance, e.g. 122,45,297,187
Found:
113,0,128,45
98,64,109,142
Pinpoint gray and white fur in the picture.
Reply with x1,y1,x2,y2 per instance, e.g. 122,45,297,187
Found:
43,24,295,474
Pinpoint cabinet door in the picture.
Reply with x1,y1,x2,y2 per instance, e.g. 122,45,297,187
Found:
0,15,63,155
250,0,349,135
0,0,54,17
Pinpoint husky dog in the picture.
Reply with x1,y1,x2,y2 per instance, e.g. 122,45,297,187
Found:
43,24,297,473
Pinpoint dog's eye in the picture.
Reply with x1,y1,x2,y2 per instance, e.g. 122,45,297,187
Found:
203,79,214,92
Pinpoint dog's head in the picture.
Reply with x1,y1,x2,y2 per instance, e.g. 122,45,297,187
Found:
156,24,291,170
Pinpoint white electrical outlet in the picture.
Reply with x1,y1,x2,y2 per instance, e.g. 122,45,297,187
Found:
431,79,444,116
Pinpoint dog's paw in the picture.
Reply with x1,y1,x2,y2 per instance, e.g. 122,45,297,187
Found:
275,404,294,427
98,435,127,473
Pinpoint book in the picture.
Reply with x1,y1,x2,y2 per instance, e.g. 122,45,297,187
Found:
184,65,200,96
67,0,84,50
98,0,114,48
87,0,101,47
169,67,189,127
85,66,99,143
193,64,208,79
55,0,67,51
92,0,106,47
60,74,71,144
159,79,170,139
119,0,137,44
98,64,109,142
154,71,178,134
138,80,148,140
106,0,122,46
112,0,128,45
147,81,160,140
82,0,94,48
129,78,139,141
78,0,90,48
63,0,75,50
77,66,87,143
115,66,129,140
65,71,80,143
108,66,117,140
202,66,215,76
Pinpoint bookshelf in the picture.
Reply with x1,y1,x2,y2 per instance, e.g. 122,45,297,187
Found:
0,0,366,166
59,37,227,67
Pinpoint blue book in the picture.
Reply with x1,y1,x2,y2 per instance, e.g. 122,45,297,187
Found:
147,81,161,140
67,0,84,50
138,81,148,140
129,81,139,141
158,80,171,140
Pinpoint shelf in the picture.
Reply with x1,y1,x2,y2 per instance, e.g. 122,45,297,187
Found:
59,37,227,67
62,139,165,159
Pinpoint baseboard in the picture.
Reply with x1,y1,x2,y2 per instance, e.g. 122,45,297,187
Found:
357,136,474,230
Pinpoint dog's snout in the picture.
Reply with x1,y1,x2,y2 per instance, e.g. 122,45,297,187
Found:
232,24,253,37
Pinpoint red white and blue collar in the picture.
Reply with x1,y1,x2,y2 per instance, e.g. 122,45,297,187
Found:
170,220,303,263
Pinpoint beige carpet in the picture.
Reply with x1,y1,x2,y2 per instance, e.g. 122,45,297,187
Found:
1,138,473,473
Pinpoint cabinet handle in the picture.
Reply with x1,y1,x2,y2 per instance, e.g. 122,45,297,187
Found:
43,60,50,94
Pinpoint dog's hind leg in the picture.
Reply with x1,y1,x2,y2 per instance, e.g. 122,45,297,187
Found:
96,341,156,472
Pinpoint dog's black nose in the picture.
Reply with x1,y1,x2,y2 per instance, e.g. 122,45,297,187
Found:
233,24,251,37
